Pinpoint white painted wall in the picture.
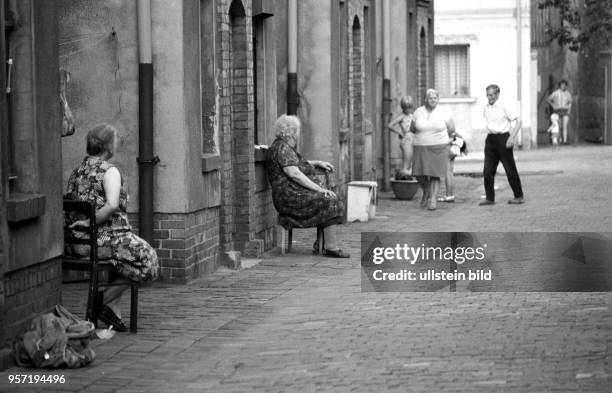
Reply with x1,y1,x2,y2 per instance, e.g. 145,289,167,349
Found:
434,0,532,151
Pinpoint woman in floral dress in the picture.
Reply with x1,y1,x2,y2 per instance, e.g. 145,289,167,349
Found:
266,115,349,258
66,123,159,331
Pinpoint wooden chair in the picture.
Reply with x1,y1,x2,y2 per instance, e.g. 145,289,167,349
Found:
278,217,325,255
62,200,139,333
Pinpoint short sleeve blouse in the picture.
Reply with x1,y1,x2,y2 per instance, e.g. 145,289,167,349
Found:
412,106,451,146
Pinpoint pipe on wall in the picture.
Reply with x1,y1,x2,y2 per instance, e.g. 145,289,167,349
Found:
137,0,158,243
516,0,523,147
381,0,391,191
287,0,298,115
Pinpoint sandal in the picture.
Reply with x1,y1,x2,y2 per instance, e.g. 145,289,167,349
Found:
98,306,128,332
323,248,350,258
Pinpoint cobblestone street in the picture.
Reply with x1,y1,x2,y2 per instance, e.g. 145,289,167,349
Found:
2,145,611,393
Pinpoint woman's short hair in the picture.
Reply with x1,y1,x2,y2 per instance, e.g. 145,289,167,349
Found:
425,89,439,99
86,123,118,156
558,79,568,87
275,114,301,140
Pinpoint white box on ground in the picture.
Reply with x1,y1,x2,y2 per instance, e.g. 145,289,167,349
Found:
346,181,377,222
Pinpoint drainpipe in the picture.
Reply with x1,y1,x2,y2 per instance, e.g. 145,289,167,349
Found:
516,0,523,147
137,0,158,243
287,0,298,115
382,0,391,191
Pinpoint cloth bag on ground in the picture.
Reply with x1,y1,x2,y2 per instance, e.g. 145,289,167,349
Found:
12,305,96,368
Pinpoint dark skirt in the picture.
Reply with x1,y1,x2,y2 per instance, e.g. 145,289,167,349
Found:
412,144,449,178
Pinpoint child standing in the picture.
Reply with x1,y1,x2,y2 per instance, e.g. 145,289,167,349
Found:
548,113,560,148
388,96,414,178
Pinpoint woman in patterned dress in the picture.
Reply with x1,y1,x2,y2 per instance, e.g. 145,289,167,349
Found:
266,115,349,258
66,123,159,331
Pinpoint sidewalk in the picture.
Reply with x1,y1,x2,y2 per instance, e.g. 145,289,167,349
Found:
1,145,611,393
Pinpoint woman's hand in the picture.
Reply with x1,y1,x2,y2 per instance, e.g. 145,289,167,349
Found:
311,160,334,172
506,136,515,149
319,189,337,199
69,219,90,228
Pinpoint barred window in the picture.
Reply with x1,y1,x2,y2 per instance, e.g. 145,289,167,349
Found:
434,45,470,98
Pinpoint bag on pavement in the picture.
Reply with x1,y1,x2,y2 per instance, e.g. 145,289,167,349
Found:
12,305,96,368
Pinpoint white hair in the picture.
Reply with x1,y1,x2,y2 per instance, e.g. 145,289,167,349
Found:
275,114,301,140
425,89,439,99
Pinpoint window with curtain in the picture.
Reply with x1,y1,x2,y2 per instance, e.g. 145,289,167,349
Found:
434,44,470,98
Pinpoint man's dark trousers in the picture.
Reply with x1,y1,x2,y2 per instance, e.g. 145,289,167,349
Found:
483,132,523,201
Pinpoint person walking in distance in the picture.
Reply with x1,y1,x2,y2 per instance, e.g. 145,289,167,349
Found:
480,85,525,206
546,80,572,144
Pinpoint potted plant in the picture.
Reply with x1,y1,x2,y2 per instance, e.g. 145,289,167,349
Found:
390,169,419,200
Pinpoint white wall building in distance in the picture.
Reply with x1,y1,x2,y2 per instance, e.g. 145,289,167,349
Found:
434,0,534,151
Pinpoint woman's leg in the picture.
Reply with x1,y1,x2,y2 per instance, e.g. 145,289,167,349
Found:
323,225,338,250
417,176,429,208
103,278,130,318
428,177,440,210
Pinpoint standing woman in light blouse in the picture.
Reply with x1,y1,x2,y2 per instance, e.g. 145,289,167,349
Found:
410,89,456,210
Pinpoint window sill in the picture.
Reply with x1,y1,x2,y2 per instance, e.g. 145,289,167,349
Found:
254,145,268,163
439,97,477,104
201,154,222,173
7,193,46,222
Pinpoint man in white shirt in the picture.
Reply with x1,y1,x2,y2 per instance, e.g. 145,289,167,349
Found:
480,84,524,205
546,80,573,144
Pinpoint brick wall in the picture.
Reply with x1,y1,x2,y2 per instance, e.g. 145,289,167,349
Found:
1,258,62,348
254,187,276,251
130,207,220,283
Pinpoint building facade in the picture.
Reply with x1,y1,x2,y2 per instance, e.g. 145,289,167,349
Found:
434,0,533,152
0,0,434,365
531,1,612,145
0,0,63,361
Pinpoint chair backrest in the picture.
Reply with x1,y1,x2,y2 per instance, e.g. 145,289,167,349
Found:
63,200,98,265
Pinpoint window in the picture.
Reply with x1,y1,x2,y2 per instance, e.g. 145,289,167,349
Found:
434,44,470,98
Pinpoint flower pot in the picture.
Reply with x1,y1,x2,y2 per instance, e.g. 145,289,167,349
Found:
390,178,419,200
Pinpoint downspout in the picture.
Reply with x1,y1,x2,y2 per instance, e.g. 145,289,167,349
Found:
137,0,158,243
381,0,391,191
516,0,523,147
287,0,298,115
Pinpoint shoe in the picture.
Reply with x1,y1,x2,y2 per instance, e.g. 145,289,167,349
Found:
323,248,350,258
437,195,455,202
479,200,495,206
508,197,525,204
98,306,128,332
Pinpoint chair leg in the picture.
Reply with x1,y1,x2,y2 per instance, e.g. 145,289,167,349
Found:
85,271,98,324
287,229,293,253
130,284,138,333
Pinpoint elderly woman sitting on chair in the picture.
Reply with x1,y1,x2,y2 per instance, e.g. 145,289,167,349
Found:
266,114,349,258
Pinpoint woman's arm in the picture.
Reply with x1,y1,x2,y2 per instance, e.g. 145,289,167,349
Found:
69,167,122,228
283,166,336,198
